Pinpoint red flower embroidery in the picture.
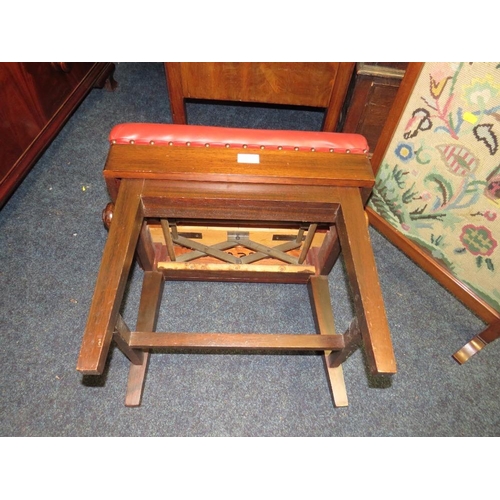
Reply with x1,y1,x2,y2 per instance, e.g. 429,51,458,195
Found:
459,224,498,256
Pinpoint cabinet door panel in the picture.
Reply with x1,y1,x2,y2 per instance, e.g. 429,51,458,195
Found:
342,63,408,153
0,62,115,207
22,62,94,120
0,64,44,177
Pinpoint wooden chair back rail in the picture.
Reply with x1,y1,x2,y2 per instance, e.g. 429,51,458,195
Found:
77,142,396,407
164,62,355,132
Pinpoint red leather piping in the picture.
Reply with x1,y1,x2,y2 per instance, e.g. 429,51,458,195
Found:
109,123,369,154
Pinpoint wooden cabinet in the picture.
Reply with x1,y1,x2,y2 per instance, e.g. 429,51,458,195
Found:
0,62,116,208
341,63,408,154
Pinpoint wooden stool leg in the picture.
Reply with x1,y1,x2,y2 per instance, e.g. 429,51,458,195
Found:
77,179,145,374
452,319,500,364
336,188,397,375
309,275,348,407
125,271,164,406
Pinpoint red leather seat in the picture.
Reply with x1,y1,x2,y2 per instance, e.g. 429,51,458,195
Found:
109,123,369,154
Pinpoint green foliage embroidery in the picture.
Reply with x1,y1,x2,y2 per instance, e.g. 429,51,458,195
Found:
393,165,408,189
402,182,419,204
370,163,410,226
424,173,453,207
430,234,444,246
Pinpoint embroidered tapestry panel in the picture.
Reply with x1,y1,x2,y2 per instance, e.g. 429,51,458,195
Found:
369,62,500,311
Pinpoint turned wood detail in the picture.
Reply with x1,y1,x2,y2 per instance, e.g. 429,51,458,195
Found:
102,202,114,230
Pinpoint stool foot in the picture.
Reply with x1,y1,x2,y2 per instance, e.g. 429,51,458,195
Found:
308,275,348,407
125,354,151,407
324,362,349,408
125,271,164,407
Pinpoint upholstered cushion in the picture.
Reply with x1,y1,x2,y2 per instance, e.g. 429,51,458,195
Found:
109,123,369,154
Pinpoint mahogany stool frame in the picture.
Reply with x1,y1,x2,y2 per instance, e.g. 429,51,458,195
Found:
77,141,396,407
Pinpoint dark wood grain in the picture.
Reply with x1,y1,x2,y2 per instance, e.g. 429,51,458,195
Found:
311,225,341,275
126,271,164,406
370,62,424,174
105,145,374,187
113,314,144,365
0,62,116,207
128,332,345,350
308,275,348,407
341,63,408,153
336,188,397,374
77,179,145,375
323,62,355,132
164,62,355,132
164,62,186,123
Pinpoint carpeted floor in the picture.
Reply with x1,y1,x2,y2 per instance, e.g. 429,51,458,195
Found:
1,62,499,436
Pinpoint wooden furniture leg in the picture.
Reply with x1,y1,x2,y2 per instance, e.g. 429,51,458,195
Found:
308,275,348,407
77,179,145,375
125,271,164,406
335,188,396,375
452,319,500,364
164,63,187,124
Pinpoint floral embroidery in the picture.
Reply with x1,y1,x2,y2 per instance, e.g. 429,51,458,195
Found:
459,224,497,256
369,62,500,311
436,144,478,176
403,108,432,139
395,142,414,162
429,63,455,98
472,210,498,221
473,124,498,155
430,75,452,99
462,75,500,108
485,175,500,203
